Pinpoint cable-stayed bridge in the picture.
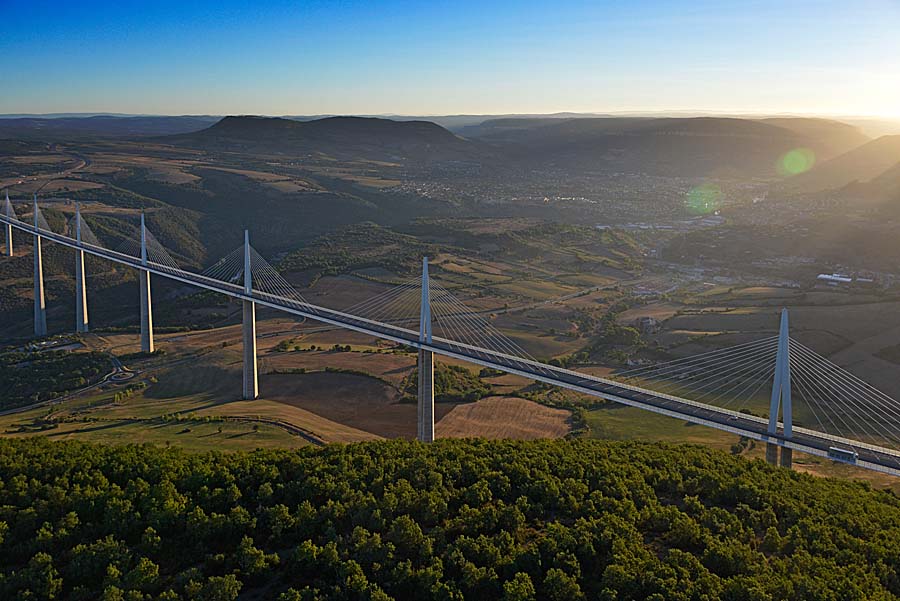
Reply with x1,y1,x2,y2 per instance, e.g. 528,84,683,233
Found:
3,193,900,477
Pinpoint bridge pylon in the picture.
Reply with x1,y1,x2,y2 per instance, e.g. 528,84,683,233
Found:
767,308,793,468
4,190,12,257
242,230,258,400
33,196,47,337
417,256,435,442
139,213,154,353
74,203,89,333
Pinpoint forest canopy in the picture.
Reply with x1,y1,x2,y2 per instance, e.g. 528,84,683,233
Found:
0,438,898,600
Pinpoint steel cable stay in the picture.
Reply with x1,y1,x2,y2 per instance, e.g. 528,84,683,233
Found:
788,350,900,459
789,340,900,429
715,361,776,411
788,343,900,450
789,350,887,443
614,338,779,385
431,289,545,374
689,355,778,406
788,364,854,446
430,282,547,373
614,341,779,399
614,336,778,379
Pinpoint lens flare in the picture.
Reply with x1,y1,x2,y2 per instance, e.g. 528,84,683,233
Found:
778,148,816,176
686,183,721,215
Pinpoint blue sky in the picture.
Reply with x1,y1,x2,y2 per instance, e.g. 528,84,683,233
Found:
1,0,898,116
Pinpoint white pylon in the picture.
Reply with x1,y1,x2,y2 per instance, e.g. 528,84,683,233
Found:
139,213,154,353
417,256,435,442
4,190,12,256
33,195,47,337
242,230,258,400
74,203,89,333
767,308,793,467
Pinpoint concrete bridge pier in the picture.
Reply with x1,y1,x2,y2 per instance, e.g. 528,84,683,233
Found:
139,214,154,353
243,300,258,400
417,349,435,442
139,271,154,352
767,309,793,469
33,198,47,337
74,204,89,333
417,256,435,442
33,235,47,337
4,190,12,257
242,231,258,400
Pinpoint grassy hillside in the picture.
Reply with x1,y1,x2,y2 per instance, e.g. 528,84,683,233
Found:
0,438,898,600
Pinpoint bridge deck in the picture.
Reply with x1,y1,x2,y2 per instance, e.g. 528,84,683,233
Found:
4,214,899,477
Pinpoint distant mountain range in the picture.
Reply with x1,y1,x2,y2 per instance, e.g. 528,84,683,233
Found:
166,115,484,163
456,116,871,177
3,112,896,180
160,115,877,176
0,115,220,138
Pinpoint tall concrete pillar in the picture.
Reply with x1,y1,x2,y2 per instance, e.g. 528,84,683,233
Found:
139,213,154,353
767,309,793,467
139,270,154,353
417,349,435,442
33,236,47,337
74,204,89,333
4,190,12,257
33,198,47,337
242,301,258,400
242,230,258,400
417,256,435,442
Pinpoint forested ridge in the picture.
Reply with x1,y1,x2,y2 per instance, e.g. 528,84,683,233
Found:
0,438,898,600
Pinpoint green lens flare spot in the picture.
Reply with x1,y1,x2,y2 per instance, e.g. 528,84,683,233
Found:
779,148,816,176
686,183,721,215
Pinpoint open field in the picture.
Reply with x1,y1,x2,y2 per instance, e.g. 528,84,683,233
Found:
436,396,571,439
2,417,306,452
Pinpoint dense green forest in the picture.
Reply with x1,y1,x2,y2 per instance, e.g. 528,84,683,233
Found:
0,350,110,410
0,438,898,600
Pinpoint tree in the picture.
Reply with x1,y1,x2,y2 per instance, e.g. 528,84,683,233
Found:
19,552,63,600
198,575,242,601
542,568,583,601
503,573,536,601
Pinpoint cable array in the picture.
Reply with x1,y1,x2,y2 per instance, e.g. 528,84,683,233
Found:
788,339,900,454
3,195,18,221
248,246,310,307
65,213,104,248
612,337,780,411
199,242,310,307
33,203,53,232
340,277,423,328
115,222,181,270
330,276,547,370
200,245,245,285
429,281,549,372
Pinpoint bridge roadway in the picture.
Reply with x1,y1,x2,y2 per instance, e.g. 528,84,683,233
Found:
5,214,900,477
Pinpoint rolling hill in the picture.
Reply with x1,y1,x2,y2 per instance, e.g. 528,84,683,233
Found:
466,117,868,177
167,115,487,163
778,134,900,194
759,117,870,160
